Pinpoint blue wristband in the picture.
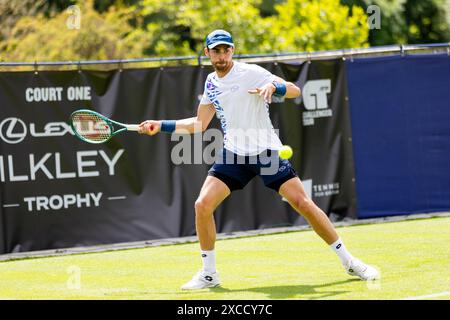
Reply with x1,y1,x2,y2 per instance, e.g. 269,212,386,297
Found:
272,81,287,97
160,120,176,133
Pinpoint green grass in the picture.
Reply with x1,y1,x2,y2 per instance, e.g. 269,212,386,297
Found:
0,216,449,300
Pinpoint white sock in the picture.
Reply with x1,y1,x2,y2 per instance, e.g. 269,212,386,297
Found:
201,250,216,273
330,238,354,266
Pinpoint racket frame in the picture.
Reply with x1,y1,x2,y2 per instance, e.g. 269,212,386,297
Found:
70,109,138,144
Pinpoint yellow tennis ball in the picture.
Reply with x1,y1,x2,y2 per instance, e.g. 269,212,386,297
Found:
278,145,293,159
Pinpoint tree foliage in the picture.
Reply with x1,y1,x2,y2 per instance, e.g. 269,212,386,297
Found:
130,0,369,55
1,0,447,62
0,0,144,61
266,0,369,52
341,0,450,45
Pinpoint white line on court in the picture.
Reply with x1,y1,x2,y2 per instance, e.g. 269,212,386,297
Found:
403,291,450,300
107,196,127,200
2,204,20,208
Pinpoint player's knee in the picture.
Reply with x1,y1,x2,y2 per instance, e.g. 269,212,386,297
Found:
195,198,214,218
295,196,314,215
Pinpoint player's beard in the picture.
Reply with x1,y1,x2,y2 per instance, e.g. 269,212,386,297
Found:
213,60,231,72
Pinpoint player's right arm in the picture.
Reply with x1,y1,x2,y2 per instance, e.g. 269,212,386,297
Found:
138,103,216,136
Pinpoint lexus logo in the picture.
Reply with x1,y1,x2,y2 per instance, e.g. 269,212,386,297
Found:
0,117,27,144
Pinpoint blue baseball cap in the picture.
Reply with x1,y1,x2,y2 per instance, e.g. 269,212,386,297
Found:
205,29,234,49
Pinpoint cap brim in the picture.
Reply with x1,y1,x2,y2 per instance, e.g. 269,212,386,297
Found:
207,41,235,49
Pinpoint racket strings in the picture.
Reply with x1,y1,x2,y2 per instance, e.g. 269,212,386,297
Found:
71,112,112,142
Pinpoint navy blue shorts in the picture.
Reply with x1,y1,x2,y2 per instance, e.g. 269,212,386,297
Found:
208,148,298,192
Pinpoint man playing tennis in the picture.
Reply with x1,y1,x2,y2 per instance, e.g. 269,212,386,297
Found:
138,30,379,290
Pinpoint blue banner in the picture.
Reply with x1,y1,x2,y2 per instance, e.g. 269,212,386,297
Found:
347,54,450,218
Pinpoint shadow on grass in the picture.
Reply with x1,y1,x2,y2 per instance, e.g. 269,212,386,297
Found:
206,279,359,299
103,279,360,299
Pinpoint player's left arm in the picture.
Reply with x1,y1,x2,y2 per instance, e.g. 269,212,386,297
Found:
248,75,301,103
272,75,301,99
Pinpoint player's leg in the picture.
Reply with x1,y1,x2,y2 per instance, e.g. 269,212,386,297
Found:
195,148,253,252
279,177,338,245
181,175,230,290
182,150,256,290
195,175,230,251
278,177,379,280
259,152,335,242
259,151,378,281
259,153,337,242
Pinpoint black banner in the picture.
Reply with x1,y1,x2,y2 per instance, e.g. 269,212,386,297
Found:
0,61,355,254
263,60,356,220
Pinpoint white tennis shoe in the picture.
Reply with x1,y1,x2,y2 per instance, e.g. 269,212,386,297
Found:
181,270,220,290
345,258,379,281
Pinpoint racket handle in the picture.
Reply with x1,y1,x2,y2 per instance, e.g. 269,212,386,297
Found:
126,124,140,131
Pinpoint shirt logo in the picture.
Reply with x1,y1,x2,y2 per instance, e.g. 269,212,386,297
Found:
207,80,217,91
206,77,227,135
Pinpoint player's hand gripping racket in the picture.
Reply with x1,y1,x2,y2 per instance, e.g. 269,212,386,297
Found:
70,109,147,144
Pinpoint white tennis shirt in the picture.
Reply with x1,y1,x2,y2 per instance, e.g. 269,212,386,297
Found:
200,61,283,156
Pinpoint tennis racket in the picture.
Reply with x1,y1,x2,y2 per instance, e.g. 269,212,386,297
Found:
70,109,143,144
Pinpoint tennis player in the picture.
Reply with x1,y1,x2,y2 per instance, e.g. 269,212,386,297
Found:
138,30,379,290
